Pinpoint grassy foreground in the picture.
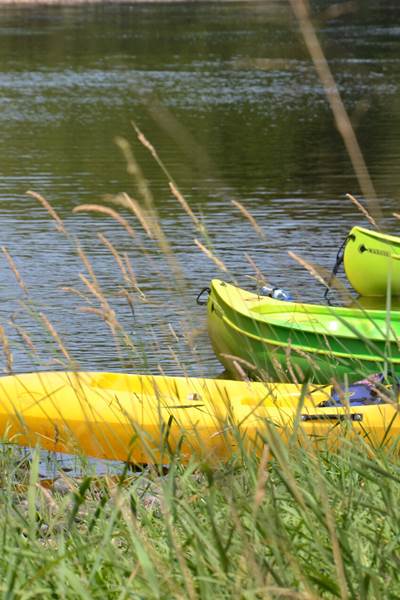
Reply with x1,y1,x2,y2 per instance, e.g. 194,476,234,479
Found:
0,432,399,599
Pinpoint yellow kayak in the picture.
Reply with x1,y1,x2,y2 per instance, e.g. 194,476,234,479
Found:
0,371,398,462
344,226,400,296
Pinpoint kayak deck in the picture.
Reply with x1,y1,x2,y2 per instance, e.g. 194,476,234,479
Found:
218,279,400,342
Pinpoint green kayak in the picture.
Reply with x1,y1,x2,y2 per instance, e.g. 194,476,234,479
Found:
344,226,400,296
207,279,400,383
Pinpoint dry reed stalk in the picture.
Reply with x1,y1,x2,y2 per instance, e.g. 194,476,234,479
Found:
184,324,206,348
110,193,154,239
117,136,200,306
131,122,170,182
119,131,178,250
78,306,105,318
0,325,13,373
253,444,270,511
294,361,305,382
79,304,122,356
97,233,128,280
232,199,267,240
26,190,67,235
194,239,228,272
77,270,121,334
122,564,141,595
117,135,194,298
123,254,142,293
39,313,71,361
164,345,183,373
244,253,268,287
288,250,327,288
116,137,178,261
285,344,300,385
289,345,321,374
346,193,378,229
270,353,287,380
10,319,38,356
114,137,139,178
220,354,257,371
75,246,116,316
130,122,204,264
289,0,381,226
169,181,204,233
76,245,102,292
78,273,113,318
61,286,93,304
119,330,136,353
73,204,137,239
134,127,158,161
78,273,103,304
2,246,28,294
76,244,117,318
167,323,179,344
79,303,120,330
115,135,157,212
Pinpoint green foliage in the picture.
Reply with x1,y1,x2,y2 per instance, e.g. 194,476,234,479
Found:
0,435,399,598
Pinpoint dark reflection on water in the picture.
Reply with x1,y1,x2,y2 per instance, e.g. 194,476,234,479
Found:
0,1,400,376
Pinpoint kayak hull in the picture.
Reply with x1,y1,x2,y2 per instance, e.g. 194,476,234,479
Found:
207,279,400,383
1,371,399,461
344,226,400,296
0,370,317,463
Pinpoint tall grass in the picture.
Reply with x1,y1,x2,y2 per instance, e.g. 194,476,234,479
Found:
0,432,399,597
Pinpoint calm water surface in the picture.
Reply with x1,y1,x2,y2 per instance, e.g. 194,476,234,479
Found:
1,1,400,376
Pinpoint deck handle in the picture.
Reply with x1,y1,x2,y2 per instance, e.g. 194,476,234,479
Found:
196,287,211,305
301,413,363,422
324,234,352,302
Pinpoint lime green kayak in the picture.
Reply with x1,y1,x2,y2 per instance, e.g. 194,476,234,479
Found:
207,279,400,383
344,226,400,296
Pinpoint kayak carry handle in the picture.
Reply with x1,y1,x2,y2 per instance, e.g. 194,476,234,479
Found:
196,287,211,305
301,413,363,422
324,234,352,302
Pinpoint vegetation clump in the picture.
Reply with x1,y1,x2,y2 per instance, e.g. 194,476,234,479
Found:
0,435,398,598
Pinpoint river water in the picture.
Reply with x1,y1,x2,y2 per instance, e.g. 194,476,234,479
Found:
1,0,400,377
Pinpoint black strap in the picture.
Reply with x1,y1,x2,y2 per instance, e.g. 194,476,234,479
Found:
196,287,210,305
301,413,363,422
324,235,352,302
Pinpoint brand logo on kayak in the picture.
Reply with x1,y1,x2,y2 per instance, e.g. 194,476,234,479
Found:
359,244,390,257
